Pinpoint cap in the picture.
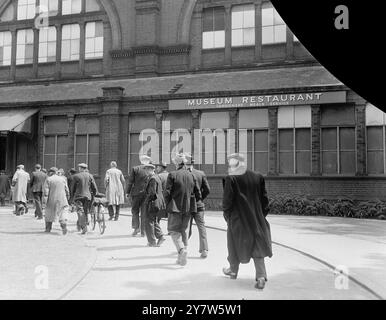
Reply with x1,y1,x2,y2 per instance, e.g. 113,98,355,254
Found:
49,167,58,173
154,162,167,168
139,154,152,165
143,163,155,169
227,153,245,162
172,153,187,165
78,163,88,169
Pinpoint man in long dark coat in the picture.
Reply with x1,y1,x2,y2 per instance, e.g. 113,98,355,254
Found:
164,153,201,266
30,164,47,219
222,153,272,290
126,155,152,237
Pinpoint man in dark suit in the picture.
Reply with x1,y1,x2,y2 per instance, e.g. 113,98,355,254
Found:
29,164,47,219
0,170,10,206
164,153,201,266
185,156,211,259
154,162,169,222
126,155,152,237
70,163,98,234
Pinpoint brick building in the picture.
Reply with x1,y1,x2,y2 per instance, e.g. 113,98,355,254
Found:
0,0,384,207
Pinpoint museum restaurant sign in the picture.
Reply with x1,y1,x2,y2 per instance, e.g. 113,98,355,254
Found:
169,91,347,110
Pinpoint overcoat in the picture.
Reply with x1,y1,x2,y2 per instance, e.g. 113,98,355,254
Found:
145,174,166,217
104,167,126,205
223,167,272,263
30,171,47,193
127,165,150,197
43,175,69,222
189,168,210,213
0,174,10,196
12,170,30,203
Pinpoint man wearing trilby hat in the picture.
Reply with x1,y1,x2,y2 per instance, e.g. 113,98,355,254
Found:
164,153,201,266
222,153,272,290
127,154,152,236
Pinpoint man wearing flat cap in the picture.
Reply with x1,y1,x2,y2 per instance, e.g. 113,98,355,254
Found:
70,163,98,234
222,153,272,290
185,154,211,259
164,153,201,266
154,162,169,221
12,165,30,215
30,164,47,220
42,167,70,234
126,154,152,237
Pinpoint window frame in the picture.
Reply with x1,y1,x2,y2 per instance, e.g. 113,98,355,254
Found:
202,6,226,50
231,4,255,47
16,28,34,65
261,2,286,45
0,31,12,66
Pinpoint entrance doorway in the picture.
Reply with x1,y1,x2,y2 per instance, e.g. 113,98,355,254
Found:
0,136,6,171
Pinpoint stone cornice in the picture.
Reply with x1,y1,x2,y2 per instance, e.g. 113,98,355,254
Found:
110,44,191,59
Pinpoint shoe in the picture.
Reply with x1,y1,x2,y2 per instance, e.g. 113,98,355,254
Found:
222,267,237,279
132,228,140,236
45,222,52,233
108,216,113,221
255,278,266,290
147,242,157,247
156,237,166,247
141,233,145,237
200,250,208,259
37,216,43,220
81,226,87,235
114,216,119,221
61,223,68,235
179,249,188,266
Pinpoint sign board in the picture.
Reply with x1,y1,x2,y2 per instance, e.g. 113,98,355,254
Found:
169,91,347,110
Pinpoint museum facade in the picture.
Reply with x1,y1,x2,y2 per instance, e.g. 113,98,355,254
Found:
0,0,384,206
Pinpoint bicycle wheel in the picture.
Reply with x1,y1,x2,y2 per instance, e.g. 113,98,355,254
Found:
90,212,96,231
97,205,106,235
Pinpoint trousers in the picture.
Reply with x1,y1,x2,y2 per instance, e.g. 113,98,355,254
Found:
131,194,146,234
33,192,43,218
189,211,208,253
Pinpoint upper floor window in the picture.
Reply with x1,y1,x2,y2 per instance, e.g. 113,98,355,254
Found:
62,0,81,15
17,0,36,20
16,29,34,64
0,31,12,66
85,21,103,59
39,26,56,63
262,2,286,44
231,4,255,47
202,7,225,49
61,24,80,61
0,3,14,22
39,0,59,16
85,0,101,12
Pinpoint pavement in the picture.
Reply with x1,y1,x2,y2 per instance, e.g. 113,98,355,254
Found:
0,205,385,300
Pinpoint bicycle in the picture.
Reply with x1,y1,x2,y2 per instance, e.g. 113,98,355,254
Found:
90,193,108,235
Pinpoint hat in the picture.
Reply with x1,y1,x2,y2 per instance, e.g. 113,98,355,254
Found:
69,168,77,174
154,162,167,168
184,153,195,165
172,153,187,165
139,154,152,165
49,167,58,173
78,163,88,169
143,163,155,169
227,153,245,163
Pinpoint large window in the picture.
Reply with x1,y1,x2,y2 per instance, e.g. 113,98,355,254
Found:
39,0,59,16
278,106,311,174
262,2,286,44
238,109,269,174
75,117,100,174
202,7,225,49
61,24,80,61
17,0,36,20
199,112,229,174
85,0,101,12
62,0,82,15
43,117,69,170
16,29,34,65
85,21,104,59
231,4,255,47
39,26,56,63
0,31,12,66
321,105,356,174
366,103,386,174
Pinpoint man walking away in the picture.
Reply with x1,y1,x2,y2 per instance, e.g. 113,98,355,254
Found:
0,170,10,206
126,154,152,237
164,153,201,266
12,165,30,215
222,153,272,290
105,161,126,221
30,164,47,219
42,167,70,234
154,162,169,223
70,163,98,234
144,163,166,247
186,155,211,259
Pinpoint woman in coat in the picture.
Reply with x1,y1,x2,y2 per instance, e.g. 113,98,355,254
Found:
222,153,272,290
42,167,70,235
104,161,126,221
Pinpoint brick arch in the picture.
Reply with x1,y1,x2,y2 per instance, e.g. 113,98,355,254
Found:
177,0,198,44
0,0,122,49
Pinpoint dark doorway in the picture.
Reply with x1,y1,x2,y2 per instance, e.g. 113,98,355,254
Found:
0,136,6,171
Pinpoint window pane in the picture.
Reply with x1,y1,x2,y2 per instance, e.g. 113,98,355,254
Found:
243,28,255,45
239,109,268,128
57,136,69,154
262,7,274,26
367,151,384,174
44,136,56,154
129,113,155,132
296,151,310,174
214,30,225,48
275,24,286,43
88,154,99,174
75,155,87,166
294,106,311,127
262,26,274,44
322,128,337,150
367,127,383,150
202,31,214,49
340,127,355,150
213,7,225,30
56,155,68,170
76,135,87,154
75,117,99,134
85,0,101,12
232,9,243,29
45,117,68,134
296,128,311,151
366,103,385,126
278,106,294,128
232,29,243,46
203,9,214,32
201,112,229,129
44,155,55,169
243,6,255,28
322,151,337,174
279,129,293,151
321,105,355,126
88,135,99,153
279,152,293,174
254,152,268,174
340,151,355,174
164,113,192,130
254,130,268,151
